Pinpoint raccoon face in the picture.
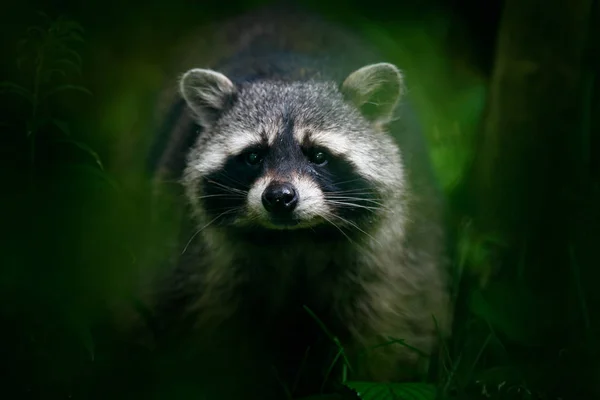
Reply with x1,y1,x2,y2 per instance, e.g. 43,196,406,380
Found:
180,63,405,234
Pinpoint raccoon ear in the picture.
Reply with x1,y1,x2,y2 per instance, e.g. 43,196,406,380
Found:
179,68,236,127
340,63,404,125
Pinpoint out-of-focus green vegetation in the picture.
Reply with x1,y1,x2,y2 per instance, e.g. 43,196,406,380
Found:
357,16,485,193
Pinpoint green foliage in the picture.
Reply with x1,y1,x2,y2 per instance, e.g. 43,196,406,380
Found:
456,218,508,286
1,11,95,166
355,17,485,193
345,382,437,400
469,282,553,347
0,12,134,395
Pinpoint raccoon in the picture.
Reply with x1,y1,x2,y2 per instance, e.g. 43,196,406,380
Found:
143,4,453,399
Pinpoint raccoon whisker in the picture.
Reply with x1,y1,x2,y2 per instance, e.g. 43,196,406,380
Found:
327,213,381,246
324,196,388,207
325,191,378,198
244,214,262,224
332,177,371,186
214,172,251,189
204,181,248,195
181,208,240,254
326,189,377,194
323,200,384,212
197,194,247,200
319,213,356,246
205,179,249,195
207,206,247,213
324,195,383,206
325,187,376,193
324,198,391,212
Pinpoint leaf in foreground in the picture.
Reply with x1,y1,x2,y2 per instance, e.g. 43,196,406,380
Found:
55,138,104,170
345,382,437,400
0,81,33,104
43,84,92,99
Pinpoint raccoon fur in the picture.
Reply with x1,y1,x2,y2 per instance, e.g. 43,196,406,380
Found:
143,4,453,399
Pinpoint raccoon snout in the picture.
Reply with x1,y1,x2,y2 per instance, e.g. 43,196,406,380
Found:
261,182,299,214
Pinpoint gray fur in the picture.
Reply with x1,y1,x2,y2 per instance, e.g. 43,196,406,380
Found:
340,62,404,125
179,68,236,127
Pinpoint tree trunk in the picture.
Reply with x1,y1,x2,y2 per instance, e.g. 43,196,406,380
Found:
470,0,593,281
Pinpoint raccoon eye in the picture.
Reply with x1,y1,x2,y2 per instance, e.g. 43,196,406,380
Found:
309,150,328,166
244,151,263,166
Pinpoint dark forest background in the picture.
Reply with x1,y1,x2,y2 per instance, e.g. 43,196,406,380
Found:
0,0,598,399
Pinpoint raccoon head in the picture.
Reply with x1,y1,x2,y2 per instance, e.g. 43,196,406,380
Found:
179,63,406,238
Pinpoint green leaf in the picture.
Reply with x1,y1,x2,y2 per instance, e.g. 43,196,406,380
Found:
26,26,46,38
50,118,71,136
16,56,31,70
76,324,95,361
345,382,436,400
304,305,354,373
58,163,120,192
43,84,92,99
16,38,30,50
55,138,104,170
60,20,85,34
53,58,82,75
43,68,67,81
0,81,33,104
475,365,527,386
35,10,51,21
62,31,85,43
468,282,553,346
60,47,83,66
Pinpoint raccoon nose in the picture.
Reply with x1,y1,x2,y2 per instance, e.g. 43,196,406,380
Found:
262,182,299,213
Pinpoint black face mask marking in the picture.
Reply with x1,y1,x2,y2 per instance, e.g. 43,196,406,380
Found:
263,115,312,178
200,144,267,225
308,153,378,223
200,114,380,229
300,132,379,224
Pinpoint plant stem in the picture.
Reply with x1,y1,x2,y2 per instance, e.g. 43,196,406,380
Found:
28,35,45,196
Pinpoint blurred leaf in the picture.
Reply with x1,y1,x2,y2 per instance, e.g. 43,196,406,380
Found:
58,163,120,192
474,365,528,386
43,84,92,99
53,58,82,75
43,68,67,81
35,10,51,21
26,26,46,38
63,31,85,43
80,326,95,361
469,282,551,346
345,382,436,400
55,138,104,170
16,38,30,50
456,221,508,285
60,48,83,67
59,19,84,34
0,81,33,104
50,118,71,136
28,116,63,132
16,56,33,70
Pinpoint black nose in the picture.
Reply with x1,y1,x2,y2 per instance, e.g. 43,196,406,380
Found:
262,182,299,214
